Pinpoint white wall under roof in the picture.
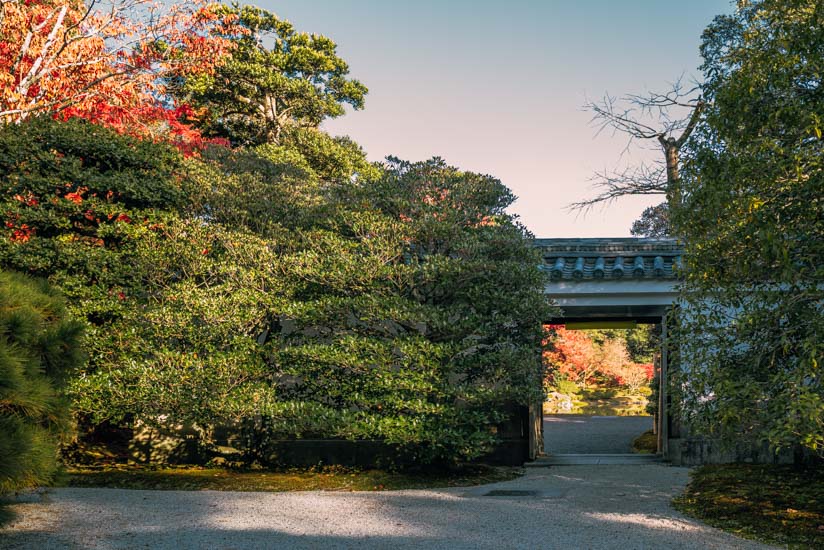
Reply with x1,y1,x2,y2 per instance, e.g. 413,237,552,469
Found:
545,279,679,320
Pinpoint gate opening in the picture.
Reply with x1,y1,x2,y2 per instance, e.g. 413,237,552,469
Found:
542,322,661,456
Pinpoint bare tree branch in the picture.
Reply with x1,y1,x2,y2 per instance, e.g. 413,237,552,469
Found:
675,100,706,149
572,77,705,212
568,163,667,212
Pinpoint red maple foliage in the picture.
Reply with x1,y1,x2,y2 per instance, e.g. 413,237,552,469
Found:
544,325,655,390
543,326,600,384
0,0,242,152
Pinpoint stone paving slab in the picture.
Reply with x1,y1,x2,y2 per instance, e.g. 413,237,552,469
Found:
528,454,663,466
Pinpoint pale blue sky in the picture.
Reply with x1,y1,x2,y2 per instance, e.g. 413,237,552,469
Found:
256,0,733,237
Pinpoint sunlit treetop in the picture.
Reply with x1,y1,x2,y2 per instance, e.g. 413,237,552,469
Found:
178,4,368,146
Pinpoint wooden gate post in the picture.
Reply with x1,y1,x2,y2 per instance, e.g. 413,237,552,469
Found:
660,312,669,458
528,401,543,460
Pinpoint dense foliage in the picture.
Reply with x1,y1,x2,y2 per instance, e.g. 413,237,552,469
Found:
0,117,187,325
0,115,552,465
1,1,551,470
0,271,83,493
179,5,368,146
0,0,238,148
630,202,670,238
673,0,823,456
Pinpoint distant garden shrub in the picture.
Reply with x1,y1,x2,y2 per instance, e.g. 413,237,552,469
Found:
0,271,83,493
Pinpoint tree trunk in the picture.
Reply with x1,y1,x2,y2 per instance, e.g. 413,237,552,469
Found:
662,138,681,208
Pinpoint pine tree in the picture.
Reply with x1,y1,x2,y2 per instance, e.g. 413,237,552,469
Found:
0,271,83,493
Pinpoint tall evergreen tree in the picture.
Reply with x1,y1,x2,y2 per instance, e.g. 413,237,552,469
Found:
674,0,823,456
179,5,368,146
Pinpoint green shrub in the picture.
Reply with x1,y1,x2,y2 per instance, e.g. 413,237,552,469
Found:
0,116,185,317
1,118,555,466
0,271,83,493
69,149,555,465
552,379,580,396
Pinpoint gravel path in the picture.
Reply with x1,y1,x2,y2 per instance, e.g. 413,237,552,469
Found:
544,415,653,454
1,465,773,550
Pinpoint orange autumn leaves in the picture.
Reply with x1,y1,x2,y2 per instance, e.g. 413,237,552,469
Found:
544,326,600,384
0,0,241,147
544,325,654,390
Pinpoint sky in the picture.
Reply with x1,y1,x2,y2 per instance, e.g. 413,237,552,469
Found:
256,0,734,237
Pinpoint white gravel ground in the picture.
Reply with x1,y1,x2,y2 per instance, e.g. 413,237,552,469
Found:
1,465,775,550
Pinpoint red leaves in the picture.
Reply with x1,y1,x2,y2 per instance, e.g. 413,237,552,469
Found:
1,0,241,153
25,83,40,98
544,326,654,389
64,192,83,204
4,180,139,245
13,193,38,207
173,104,198,120
64,100,216,157
9,223,33,243
544,327,599,384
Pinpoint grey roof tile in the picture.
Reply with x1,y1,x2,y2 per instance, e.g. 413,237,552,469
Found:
534,238,685,281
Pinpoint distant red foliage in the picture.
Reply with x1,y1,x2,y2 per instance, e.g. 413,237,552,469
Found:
543,326,599,384
544,325,655,391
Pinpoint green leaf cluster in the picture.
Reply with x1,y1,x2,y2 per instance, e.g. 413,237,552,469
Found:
180,5,368,146
673,0,823,456
0,116,554,465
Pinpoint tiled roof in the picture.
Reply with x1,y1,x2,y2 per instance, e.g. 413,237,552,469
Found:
533,238,684,281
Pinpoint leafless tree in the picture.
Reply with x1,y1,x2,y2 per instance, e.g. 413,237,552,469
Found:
570,78,705,212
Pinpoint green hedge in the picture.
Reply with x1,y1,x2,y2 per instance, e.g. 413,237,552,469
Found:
1,118,555,466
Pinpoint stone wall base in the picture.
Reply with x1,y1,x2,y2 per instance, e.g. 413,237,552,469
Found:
667,437,795,466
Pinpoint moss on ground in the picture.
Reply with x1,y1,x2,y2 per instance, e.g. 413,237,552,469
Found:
57,464,521,492
631,430,657,454
673,464,824,549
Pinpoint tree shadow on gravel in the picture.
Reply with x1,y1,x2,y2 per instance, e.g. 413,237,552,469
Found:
0,475,769,550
